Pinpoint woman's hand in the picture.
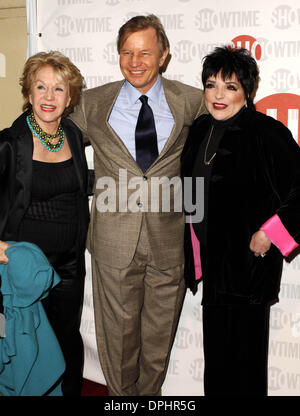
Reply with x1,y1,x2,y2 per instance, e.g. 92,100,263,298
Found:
0,241,10,264
250,230,271,257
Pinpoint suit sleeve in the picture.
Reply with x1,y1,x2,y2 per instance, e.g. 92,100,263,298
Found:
194,91,207,119
69,93,90,145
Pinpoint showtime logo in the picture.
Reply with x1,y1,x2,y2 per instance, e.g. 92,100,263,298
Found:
271,5,300,29
231,35,262,61
195,8,260,32
103,41,119,65
55,15,112,37
173,34,261,64
256,93,300,145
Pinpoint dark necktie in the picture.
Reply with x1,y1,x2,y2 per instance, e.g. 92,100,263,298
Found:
135,95,158,172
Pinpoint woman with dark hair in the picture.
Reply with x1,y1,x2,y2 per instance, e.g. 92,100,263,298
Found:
181,45,300,396
0,51,91,396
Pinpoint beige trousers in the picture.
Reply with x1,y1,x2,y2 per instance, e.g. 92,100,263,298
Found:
91,221,186,396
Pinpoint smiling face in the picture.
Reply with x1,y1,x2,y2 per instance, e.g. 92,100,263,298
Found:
204,71,246,121
29,64,71,133
119,26,169,94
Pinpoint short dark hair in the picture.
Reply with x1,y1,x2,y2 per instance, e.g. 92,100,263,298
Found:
117,14,170,57
202,46,259,108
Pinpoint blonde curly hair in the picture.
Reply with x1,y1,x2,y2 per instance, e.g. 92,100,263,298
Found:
19,50,86,117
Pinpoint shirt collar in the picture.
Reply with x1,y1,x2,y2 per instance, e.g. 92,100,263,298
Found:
124,75,162,107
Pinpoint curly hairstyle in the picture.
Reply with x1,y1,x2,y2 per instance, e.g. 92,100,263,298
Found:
202,45,259,109
19,50,86,117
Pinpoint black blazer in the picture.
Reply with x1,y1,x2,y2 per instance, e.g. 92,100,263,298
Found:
0,111,91,271
181,108,300,305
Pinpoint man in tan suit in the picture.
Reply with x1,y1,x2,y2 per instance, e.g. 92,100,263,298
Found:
70,14,205,396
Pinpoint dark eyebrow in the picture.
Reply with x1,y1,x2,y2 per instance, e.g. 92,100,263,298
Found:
225,81,239,85
205,78,240,86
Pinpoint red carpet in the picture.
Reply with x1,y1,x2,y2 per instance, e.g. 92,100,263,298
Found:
81,378,109,396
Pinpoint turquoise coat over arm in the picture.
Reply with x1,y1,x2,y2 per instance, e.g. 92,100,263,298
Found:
0,242,65,396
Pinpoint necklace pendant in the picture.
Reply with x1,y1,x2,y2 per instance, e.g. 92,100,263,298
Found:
204,152,216,165
203,125,216,166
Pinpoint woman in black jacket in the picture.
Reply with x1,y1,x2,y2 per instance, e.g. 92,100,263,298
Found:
0,51,91,396
181,46,300,396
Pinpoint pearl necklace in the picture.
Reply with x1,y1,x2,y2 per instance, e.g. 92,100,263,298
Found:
26,112,65,152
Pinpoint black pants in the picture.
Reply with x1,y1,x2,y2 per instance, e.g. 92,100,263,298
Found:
42,248,85,396
202,304,270,396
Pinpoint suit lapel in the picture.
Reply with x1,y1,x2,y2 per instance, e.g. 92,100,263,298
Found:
95,80,141,172
94,77,187,172
98,81,122,139
158,77,186,159
97,81,131,153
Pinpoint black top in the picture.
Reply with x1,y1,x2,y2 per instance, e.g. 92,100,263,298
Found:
0,111,90,254
181,106,300,303
0,111,91,314
192,107,246,244
19,158,79,255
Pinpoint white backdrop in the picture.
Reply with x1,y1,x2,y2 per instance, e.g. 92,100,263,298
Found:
31,0,300,396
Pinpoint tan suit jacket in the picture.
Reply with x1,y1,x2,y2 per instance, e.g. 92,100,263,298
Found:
70,76,205,270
